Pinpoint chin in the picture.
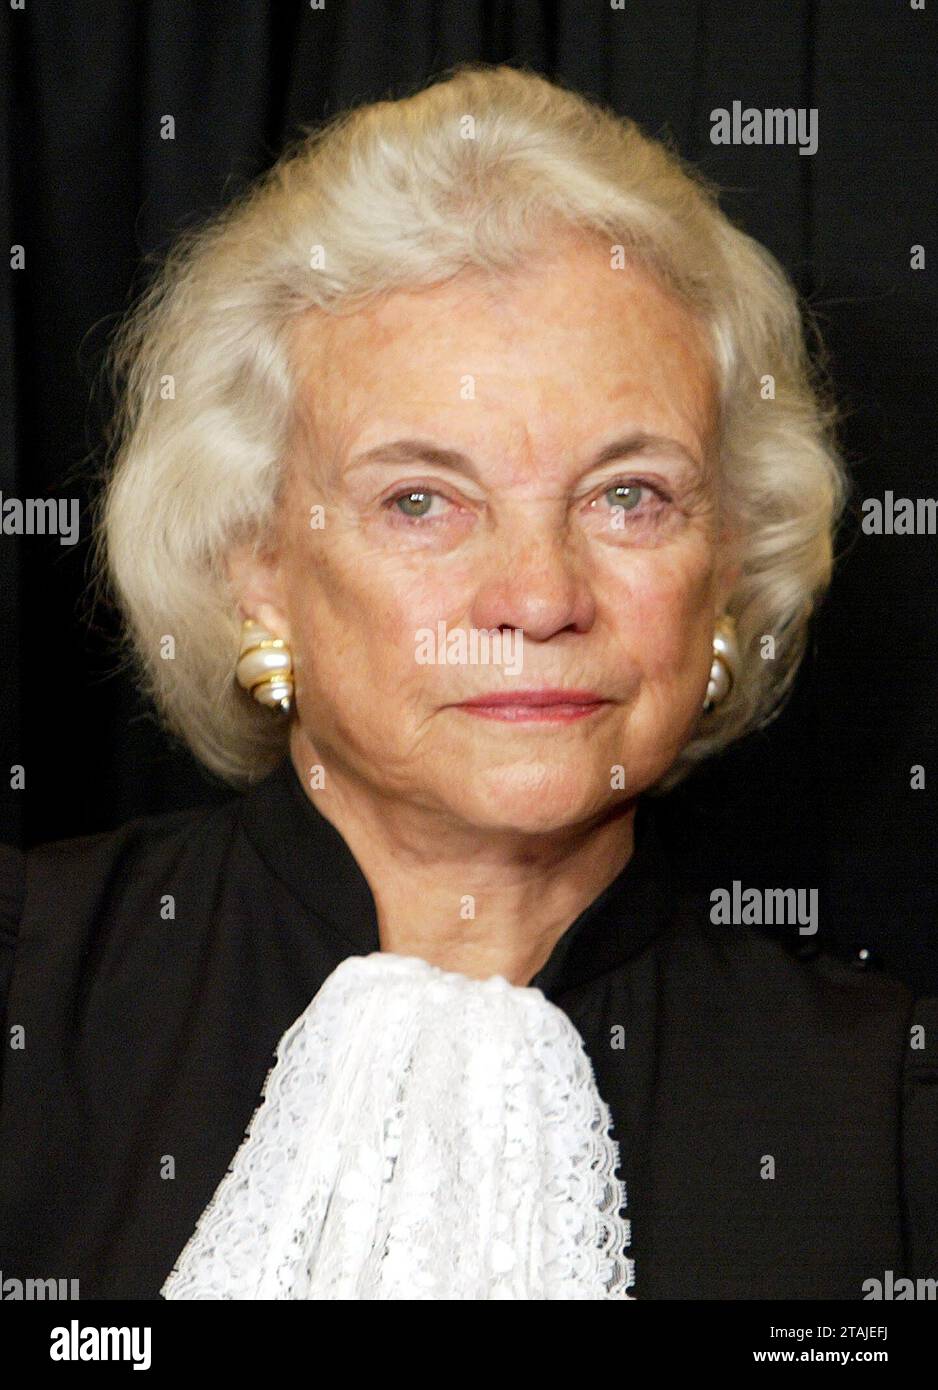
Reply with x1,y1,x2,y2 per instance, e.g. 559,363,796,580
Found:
447,763,614,835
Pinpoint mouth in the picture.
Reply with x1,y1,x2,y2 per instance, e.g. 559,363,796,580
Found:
448,689,612,724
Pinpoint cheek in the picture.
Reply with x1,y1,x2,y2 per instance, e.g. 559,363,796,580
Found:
284,538,475,684
607,547,716,681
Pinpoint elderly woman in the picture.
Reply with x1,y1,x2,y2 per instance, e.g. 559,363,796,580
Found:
0,64,934,1302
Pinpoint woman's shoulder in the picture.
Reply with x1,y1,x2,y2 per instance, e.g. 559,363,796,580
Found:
0,839,25,920
3,795,238,887
662,881,938,1083
666,876,918,1017
0,841,24,1015
0,795,243,993
662,890,938,1274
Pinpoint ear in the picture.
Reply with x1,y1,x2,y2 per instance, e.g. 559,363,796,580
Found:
225,540,293,645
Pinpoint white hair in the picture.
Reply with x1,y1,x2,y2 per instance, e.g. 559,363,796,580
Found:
93,63,848,793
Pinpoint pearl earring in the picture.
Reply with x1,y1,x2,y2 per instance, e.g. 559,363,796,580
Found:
235,619,294,713
703,615,739,711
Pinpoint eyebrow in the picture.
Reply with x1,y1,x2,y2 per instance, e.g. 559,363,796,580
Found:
347,432,704,477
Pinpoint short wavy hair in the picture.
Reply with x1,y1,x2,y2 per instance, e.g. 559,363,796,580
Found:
93,62,847,793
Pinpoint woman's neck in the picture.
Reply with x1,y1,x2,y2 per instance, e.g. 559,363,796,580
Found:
289,728,636,985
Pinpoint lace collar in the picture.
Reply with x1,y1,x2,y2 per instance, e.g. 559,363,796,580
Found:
161,951,635,1299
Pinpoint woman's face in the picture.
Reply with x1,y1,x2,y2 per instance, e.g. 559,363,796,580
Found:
242,230,737,832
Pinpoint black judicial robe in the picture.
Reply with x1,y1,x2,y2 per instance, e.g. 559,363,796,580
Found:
0,755,936,1301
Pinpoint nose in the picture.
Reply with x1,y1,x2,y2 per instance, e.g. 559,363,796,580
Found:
468,515,597,642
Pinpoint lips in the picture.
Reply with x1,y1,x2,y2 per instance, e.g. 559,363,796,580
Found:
457,689,605,707
450,689,610,723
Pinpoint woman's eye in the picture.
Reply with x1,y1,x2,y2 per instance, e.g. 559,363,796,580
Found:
587,480,672,532
387,489,446,520
604,483,644,512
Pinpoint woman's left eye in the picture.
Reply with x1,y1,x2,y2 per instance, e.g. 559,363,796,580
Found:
385,489,449,521
602,483,645,512
592,481,666,518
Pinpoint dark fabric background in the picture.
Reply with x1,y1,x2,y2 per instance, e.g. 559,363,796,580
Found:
0,1,935,990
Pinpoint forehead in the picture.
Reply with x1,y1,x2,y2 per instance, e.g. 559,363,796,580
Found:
287,231,718,465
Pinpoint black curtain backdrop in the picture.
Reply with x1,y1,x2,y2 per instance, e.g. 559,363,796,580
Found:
1,2,935,991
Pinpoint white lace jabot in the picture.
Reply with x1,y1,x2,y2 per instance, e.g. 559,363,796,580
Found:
161,952,634,1300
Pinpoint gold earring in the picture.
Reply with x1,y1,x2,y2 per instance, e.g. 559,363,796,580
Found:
703,615,739,711
235,619,294,713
